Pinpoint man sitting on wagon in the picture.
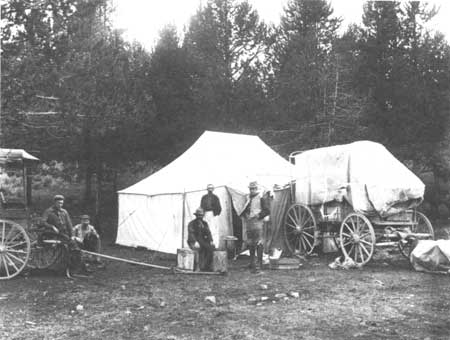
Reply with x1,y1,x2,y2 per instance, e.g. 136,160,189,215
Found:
41,194,86,277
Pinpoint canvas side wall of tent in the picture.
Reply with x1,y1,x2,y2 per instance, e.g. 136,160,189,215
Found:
116,131,295,254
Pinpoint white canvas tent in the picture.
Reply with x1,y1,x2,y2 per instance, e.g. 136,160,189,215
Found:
116,131,294,254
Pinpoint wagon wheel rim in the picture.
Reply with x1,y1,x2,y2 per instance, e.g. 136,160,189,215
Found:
284,204,317,255
0,220,30,280
398,211,434,258
339,213,375,265
411,211,434,238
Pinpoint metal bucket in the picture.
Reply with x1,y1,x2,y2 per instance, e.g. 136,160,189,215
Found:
224,236,238,259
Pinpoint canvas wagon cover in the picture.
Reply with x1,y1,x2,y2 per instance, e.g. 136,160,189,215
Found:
292,141,424,217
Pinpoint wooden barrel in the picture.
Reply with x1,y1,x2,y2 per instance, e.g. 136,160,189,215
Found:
212,250,227,273
177,248,197,271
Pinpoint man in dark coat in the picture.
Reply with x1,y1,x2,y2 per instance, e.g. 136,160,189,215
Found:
42,194,73,237
200,184,222,216
187,208,215,271
200,184,222,249
41,195,84,277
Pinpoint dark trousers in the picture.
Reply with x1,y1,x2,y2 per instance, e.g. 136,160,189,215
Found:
199,245,214,271
249,243,263,269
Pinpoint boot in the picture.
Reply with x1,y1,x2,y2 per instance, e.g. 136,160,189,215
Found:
257,244,264,270
249,246,257,273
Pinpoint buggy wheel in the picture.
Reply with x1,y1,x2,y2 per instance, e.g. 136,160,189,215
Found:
339,213,375,266
398,211,434,258
29,240,65,269
283,204,317,255
0,220,31,280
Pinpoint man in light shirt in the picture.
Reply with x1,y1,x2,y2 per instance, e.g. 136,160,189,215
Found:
73,215,102,265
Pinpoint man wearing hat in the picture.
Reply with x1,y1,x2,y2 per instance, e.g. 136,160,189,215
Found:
73,215,102,265
42,194,83,276
241,181,270,273
42,195,74,238
187,208,215,271
200,184,222,248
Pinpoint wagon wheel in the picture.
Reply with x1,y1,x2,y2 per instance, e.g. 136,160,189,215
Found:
0,219,31,280
339,213,375,266
29,238,65,270
398,211,434,259
284,203,317,255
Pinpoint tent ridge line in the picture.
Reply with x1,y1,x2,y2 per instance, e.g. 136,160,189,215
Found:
118,185,229,197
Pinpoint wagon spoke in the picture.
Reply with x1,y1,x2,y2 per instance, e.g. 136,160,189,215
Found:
1,221,5,246
359,232,371,239
341,232,352,239
349,217,357,231
286,221,297,230
297,235,303,250
4,254,19,273
297,206,303,224
6,252,26,266
304,235,313,250
6,240,28,249
344,223,354,234
6,232,22,244
303,222,315,230
359,243,370,257
2,256,10,277
5,248,28,255
303,231,314,239
360,239,372,247
302,215,311,226
347,244,355,256
352,245,358,262
293,235,298,251
342,240,352,247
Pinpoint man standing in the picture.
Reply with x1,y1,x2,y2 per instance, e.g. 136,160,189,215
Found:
241,181,270,273
187,208,215,271
73,215,102,265
200,184,222,248
42,195,82,276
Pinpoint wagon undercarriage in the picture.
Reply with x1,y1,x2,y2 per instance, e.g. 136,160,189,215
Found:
283,202,434,266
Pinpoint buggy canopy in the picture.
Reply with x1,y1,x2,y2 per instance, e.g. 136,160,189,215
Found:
292,141,424,217
0,148,39,165
117,131,294,254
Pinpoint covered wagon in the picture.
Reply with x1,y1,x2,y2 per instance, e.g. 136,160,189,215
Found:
283,141,434,265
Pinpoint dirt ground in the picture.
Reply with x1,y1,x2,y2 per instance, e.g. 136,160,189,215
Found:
1,225,450,340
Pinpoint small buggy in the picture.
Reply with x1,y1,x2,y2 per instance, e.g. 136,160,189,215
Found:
0,149,68,279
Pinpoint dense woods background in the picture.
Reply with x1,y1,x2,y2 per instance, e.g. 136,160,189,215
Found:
2,0,450,221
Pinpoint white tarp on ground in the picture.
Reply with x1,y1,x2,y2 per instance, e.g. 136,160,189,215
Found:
410,240,450,273
117,131,294,254
293,141,424,216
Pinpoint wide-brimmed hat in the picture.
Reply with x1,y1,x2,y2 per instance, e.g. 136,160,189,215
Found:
54,194,64,201
80,214,90,220
248,181,258,189
194,208,204,216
